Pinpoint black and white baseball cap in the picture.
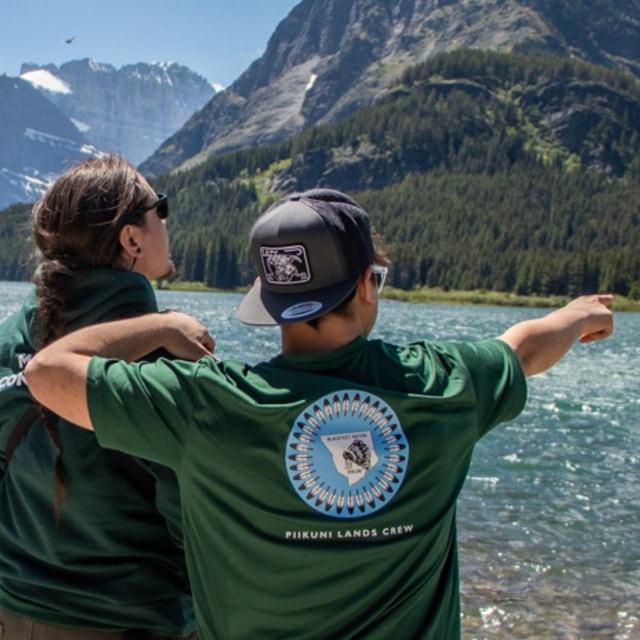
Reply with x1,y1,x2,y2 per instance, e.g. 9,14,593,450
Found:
237,189,375,325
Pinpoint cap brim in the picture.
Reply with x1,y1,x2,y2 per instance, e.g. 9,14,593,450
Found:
237,275,360,326
237,279,278,326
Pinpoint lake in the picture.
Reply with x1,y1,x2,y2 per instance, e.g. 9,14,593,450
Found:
2,281,638,639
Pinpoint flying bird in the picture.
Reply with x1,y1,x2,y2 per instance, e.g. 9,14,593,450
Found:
64,36,76,44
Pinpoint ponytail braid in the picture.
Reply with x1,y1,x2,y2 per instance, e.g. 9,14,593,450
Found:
29,154,153,519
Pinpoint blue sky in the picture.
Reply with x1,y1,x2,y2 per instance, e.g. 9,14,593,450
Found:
0,0,301,88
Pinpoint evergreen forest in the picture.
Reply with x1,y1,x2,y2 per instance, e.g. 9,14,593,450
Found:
2,50,640,298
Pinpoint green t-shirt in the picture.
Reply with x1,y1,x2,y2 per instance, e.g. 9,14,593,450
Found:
0,270,194,634
89,335,526,639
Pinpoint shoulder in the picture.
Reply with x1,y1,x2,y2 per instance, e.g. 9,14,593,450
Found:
0,295,38,366
389,337,524,393
67,270,158,328
405,337,518,366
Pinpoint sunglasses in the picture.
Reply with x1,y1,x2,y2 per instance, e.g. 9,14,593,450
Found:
124,192,169,224
371,265,388,293
146,192,169,220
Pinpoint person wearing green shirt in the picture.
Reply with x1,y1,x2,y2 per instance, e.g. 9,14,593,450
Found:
0,156,196,639
25,189,613,639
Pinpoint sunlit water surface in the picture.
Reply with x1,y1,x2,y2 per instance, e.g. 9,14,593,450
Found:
2,283,638,639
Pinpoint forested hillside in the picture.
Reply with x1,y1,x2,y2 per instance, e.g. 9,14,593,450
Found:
2,51,640,298
0,202,32,280
142,0,640,174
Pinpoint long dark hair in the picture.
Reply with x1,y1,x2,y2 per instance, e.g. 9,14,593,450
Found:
31,154,156,516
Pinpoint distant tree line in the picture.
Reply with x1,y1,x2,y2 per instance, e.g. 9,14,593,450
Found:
0,203,33,281
356,166,640,297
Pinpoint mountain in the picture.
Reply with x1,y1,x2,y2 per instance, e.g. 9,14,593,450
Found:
131,51,639,297
3,52,640,295
266,51,640,193
21,59,216,166
0,74,100,209
140,0,640,176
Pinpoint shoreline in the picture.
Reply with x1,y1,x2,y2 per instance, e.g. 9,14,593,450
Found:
4,278,637,312
156,281,640,312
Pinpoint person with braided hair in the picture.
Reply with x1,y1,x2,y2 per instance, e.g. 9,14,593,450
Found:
0,155,196,639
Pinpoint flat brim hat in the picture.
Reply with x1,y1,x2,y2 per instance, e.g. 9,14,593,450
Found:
238,189,375,325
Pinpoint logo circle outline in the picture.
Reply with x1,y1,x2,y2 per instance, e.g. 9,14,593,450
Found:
285,389,409,519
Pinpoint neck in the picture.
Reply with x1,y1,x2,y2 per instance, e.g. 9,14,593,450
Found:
281,315,365,355
279,273,377,355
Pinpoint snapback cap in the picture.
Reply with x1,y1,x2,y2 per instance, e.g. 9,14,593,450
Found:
238,189,375,325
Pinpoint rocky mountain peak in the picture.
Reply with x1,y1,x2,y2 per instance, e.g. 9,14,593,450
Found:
21,59,215,165
141,0,640,177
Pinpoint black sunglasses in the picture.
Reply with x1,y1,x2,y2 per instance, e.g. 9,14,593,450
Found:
147,193,169,220
124,192,169,223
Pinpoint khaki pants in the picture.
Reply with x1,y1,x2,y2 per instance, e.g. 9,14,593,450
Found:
0,606,197,640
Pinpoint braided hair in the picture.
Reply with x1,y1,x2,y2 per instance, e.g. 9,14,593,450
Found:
30,154,156,516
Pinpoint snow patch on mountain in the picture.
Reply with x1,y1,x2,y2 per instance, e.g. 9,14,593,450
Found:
71,118,91,133
0,166,55,202
21,69,71,94
24,128,100,156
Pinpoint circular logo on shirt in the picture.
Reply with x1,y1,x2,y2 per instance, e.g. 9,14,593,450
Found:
285,390,409,519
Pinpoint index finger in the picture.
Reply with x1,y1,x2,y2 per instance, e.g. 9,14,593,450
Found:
593,294,614,306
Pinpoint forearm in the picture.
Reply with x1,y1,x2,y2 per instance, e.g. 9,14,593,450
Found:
499,313,582,376
24,312,214,430
24,314,174,430
49,313,186,362
498,295,613,377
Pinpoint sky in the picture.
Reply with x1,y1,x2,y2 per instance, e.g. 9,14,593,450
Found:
0,0,302,89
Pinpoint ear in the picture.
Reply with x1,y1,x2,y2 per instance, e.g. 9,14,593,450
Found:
118,223,143,258
357,267,377,306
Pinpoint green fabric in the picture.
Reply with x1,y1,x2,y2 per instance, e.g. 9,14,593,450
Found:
89,334,526,639
0,269,194,635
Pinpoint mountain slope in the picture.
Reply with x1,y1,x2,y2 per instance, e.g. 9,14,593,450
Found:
0,75,100,208
266,50,640,193
4,51,640,296
141,52,640,296
22,59,215,165
140,0,640,176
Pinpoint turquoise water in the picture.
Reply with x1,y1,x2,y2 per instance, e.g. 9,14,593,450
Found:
2,283,638,639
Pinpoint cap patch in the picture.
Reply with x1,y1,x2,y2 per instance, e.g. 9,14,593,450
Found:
261,245,311,285
281,301,324,320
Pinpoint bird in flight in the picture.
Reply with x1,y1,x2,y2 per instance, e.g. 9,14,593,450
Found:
64,36,76,44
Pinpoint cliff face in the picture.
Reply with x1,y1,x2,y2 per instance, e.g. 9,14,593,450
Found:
140,0,640,176
21,59,215,165
0,75,100,208
519,0,640,75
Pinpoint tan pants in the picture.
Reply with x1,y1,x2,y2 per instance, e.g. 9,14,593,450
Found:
0,606,197,640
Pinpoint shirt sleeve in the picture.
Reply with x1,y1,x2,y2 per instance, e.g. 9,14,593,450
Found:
86,356,205,470
446,338,527,439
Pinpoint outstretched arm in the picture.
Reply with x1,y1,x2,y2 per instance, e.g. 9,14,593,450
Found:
24,312,214,430
498,294,614,377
